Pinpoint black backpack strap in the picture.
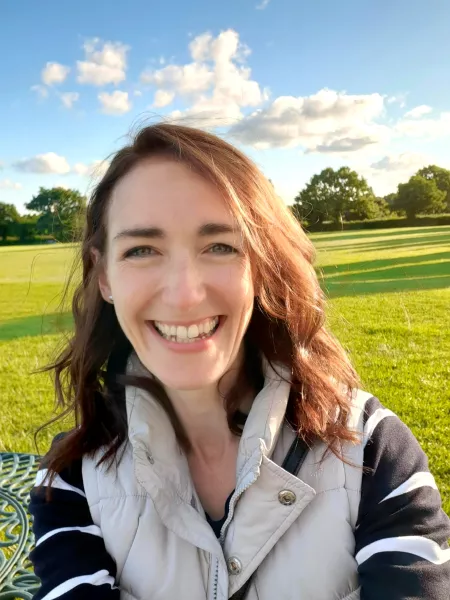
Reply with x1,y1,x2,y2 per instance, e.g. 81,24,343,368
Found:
281,434,309,475
229,432,309,600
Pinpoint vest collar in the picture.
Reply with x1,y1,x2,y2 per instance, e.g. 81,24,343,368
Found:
122,351,315,569
125,350,292,476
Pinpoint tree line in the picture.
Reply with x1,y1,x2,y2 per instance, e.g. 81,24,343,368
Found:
1,164,450,243
293,164,450,226
0,187,86,243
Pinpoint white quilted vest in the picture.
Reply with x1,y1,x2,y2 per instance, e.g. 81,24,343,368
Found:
83,352,369,600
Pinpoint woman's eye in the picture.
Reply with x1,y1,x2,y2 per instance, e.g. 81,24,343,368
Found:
123,246,157,258
208,243,238,255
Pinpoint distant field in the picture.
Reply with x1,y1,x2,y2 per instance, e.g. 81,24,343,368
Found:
0,226,449,514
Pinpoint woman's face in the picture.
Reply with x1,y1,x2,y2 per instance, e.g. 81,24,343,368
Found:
100,157,255,391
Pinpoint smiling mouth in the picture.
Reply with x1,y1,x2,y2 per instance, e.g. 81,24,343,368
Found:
149,316,222,344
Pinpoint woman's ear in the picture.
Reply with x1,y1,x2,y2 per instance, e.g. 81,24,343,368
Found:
90,248,112,303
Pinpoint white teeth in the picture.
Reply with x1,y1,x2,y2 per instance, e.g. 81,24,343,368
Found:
188,324,199,338
177,325,188,339
154,316,219,342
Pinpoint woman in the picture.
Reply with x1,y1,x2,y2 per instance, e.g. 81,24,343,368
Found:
29,124,450,600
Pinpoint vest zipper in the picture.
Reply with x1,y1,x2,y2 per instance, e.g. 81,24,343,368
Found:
213,557,219,600
211,471,258,599
219,472,257,545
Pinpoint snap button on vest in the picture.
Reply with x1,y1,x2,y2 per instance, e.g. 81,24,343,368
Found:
278,489,296,505
227,556,242,575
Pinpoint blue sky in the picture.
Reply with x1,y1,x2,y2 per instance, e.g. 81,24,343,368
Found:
2,0,450,213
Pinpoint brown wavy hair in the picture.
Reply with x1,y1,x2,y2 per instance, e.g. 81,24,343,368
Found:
37,123,360,495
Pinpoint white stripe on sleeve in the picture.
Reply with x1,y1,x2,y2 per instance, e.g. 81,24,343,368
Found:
35,524,103,547
356,535,450,566
34,469,86,498
363,408,395,448
379,471,438,503
40,569,117,600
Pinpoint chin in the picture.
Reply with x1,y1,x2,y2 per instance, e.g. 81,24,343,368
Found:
144,361,223,392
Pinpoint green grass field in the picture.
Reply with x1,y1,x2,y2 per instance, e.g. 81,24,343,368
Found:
0,226,449,514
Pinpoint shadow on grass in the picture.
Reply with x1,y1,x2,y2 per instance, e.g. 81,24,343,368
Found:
325,275,450,298
0,244,76,256
321,248,450,297
321,233,450,254
322,275,450,298
318,233,450,252
325,262,449,284
0,312,73,342
311,226,450,244
319,251,450,277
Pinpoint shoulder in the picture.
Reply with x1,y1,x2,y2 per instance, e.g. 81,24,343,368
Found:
33,432,85,500
350,391,435,502
353,395,450,597
360,394,429,495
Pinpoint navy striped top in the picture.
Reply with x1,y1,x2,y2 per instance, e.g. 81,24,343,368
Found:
29,396,450,599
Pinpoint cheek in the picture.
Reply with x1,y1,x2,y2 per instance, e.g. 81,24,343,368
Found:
217,262,254,303
109,264,156,317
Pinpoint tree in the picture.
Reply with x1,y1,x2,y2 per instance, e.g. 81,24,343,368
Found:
294,167,379,225
0,202,20,240
383,193,397,208
395,175,446,219
25,187,87,242
17,215,39,242
416,165,450,211
373,196,392,218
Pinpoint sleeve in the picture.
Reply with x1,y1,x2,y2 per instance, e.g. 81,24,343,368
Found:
355,396,450,600
29,435,120,599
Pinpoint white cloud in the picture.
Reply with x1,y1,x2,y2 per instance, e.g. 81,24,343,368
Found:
170,96,243,127
60,92,80,109
31,84,49,99
142,62,214,96
370,152,433,172
189,32,214,62
396,111,450,138
386,94,407,108
98,90,131,115
404,105,432,119
355,152,442,196
134,90,143,97
13,152,71,174
152,90,175,108
42,62,70,86
73,159,109,178
77,38,128,86
229,89,388,151
256,0,271,8
0,179,22,190
141,30,267,125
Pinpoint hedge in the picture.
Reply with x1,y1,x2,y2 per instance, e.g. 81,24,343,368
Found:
300,214,450,233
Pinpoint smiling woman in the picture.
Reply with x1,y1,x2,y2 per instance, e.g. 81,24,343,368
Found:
95,156,256,392
28,123,450,600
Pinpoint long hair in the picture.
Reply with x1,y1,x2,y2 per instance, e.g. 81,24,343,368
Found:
36,123,360,496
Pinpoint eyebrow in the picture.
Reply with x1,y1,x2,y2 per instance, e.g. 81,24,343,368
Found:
113,222,238,242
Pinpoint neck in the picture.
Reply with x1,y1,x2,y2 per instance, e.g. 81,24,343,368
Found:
164,351,253,464
169,385,236,462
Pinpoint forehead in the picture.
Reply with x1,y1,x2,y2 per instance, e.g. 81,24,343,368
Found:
107,157,235,236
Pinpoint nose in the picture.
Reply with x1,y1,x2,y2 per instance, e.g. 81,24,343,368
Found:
161,257,207,313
